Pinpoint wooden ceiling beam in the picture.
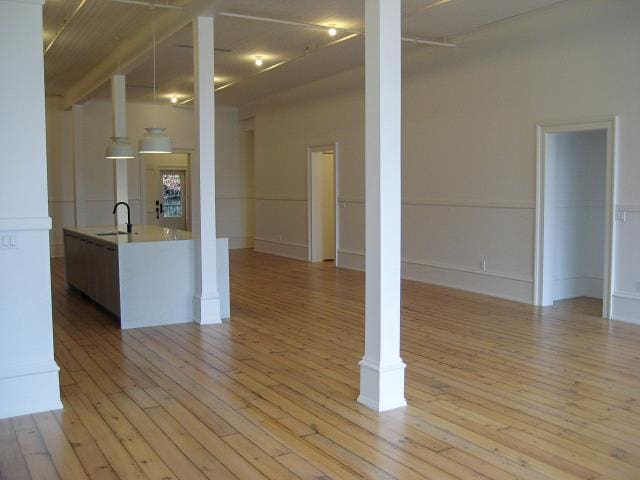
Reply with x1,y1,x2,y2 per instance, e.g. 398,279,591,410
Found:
62,0,219,108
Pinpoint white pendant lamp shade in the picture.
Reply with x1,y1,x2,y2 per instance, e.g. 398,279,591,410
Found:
138,127,173,154
138,9,173,155
105,137,135,159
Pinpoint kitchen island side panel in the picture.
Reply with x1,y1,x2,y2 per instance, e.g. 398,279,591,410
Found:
118,240,195,329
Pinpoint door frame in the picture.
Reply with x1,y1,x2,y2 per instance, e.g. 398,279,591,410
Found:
158,168,189,230
307,143,339,264
140,150,192,230
534,117,617,318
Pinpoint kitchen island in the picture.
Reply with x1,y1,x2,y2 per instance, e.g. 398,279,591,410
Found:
63,225,230,329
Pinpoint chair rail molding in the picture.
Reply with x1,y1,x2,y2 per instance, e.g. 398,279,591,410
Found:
0,216,52,231
337,196,535,209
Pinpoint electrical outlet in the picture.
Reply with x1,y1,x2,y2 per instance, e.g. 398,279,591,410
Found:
278,233,283,241
615,211,627,223
481,259,487,272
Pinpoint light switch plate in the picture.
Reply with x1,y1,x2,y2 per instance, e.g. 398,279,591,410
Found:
615,211,627,223
0,234,17,249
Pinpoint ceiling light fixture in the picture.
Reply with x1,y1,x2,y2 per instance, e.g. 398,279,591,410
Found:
139,127,173,153
170,96,178,104
328,26,337,37
254,56,263,67
105,137,135,159
139,7,173,155
217,11,456,48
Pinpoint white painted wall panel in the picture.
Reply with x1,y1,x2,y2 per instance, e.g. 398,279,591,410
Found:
614,209,640,317
337,202,365,255
245,0,640,321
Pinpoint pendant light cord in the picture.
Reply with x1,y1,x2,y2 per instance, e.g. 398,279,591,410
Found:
152,7,157,128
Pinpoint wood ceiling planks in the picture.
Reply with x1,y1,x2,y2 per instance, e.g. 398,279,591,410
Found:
43,0,567,103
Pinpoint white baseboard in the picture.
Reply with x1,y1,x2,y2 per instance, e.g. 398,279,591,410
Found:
338,249,533,304
612,291,640,325
337,249,365,270
254,238,308,261
228,236,255,250
611,315,640,326
554,276,603,301
0,361,62,420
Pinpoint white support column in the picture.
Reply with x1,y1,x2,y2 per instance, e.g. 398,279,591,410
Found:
0,0,62,419
192,14,221,324
111,74,128,225
358,0,406,412
72,104,86,227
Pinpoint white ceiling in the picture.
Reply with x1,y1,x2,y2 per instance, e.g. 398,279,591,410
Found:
402,0,562,36
44,0,566,107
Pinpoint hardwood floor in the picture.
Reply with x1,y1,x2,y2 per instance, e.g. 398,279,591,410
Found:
2,250,640,479
553,297,603,317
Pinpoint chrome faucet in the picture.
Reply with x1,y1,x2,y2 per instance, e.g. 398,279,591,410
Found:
113,202,132,233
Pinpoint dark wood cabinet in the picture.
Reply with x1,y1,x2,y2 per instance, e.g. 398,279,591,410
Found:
63,231,120,317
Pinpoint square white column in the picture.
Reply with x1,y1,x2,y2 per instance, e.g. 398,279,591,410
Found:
0,0,62,419
192,15,221,324
358,0,406,412
111,74,129,225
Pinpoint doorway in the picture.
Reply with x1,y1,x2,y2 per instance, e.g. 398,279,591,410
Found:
143,153,190,231
534,119,617,318
308,145,337,263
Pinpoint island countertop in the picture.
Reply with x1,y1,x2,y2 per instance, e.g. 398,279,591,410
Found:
63,224,193,245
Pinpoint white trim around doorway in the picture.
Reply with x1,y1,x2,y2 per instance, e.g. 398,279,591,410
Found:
534,117,618,318
307,143,339,265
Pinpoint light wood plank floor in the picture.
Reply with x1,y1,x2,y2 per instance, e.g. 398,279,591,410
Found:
2,250,640,480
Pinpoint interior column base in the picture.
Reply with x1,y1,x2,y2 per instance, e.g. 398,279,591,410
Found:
358,357,407,412
0,362,62,420
193,294,221,325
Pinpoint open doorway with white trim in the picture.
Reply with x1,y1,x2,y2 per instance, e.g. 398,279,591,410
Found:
534,119,617,318
307,144,338,263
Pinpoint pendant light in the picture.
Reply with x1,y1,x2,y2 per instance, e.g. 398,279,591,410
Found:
139,7,173,154
105,41,135,159
106,137,135,159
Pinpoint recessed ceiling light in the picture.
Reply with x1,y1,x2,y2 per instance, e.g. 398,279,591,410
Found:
170,96,178,104
328,26,337,37
255,56,263,67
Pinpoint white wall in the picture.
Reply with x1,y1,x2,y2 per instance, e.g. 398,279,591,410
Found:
242,129,256,246
0,0,62,419
552,130,607,301
242,0,640,322
46,99,255,255
215,107,255,249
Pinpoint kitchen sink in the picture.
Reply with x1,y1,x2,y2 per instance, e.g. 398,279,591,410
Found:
95,231,136,236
